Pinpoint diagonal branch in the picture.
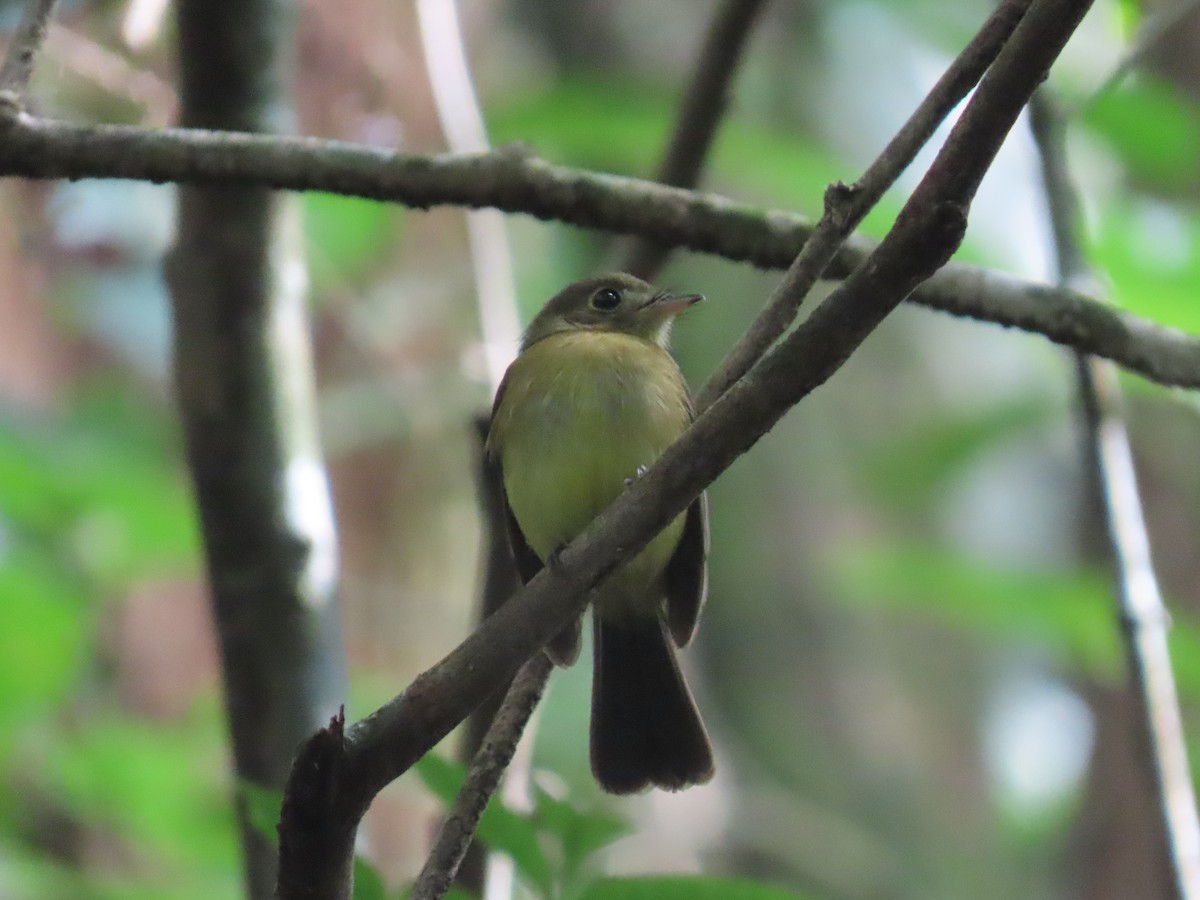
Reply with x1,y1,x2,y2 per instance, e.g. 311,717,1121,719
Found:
1030,89,1200,900
0,114,1193,388
275,2,1095,897
454,420,526,897
0,0,59,97
620,0,769,280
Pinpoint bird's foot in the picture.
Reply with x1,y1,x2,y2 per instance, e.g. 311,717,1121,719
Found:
546,544,568,573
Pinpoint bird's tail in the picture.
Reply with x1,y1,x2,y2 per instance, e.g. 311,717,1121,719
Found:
590,615,714,794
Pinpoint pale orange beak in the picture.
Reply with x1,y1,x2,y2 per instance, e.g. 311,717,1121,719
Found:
642,291,704,317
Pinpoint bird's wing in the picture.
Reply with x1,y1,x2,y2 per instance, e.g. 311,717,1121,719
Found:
664,491,709,647
486,371,545,585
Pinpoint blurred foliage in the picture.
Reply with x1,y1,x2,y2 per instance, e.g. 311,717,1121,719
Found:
414,753,633,897
833,541,1122,677
487,76,901,232
578,876,814,900
412,754,810,900
1092,197,1200,333
304,192,404,293
1083,76,1200,191
416,753,557,895
4,0,1200,899
0,386,230,899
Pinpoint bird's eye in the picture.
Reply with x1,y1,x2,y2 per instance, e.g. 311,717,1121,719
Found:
589,288,621,311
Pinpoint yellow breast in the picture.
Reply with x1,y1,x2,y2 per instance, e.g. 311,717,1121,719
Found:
490,330,691,595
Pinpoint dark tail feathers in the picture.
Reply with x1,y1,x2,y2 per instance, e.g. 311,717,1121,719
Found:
590,616,714,794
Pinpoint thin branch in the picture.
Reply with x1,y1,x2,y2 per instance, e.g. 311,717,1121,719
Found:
276,3,1094,897
698,0,1031,409
620,0,769,280
457,419,525,899
411,654,554,900
0,0,59,97
1030,89,1200,900
0,117,1188,389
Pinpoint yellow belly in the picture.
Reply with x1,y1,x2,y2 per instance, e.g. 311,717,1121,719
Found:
490,331,691,618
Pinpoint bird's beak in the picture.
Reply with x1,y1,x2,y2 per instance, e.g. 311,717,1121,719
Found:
642,291,704,317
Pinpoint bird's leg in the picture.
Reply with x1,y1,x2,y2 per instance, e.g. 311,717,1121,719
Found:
545,544,569,573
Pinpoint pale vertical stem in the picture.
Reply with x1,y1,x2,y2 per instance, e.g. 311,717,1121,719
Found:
1030,91,1200,900
415,3,525,899
415,0,520,393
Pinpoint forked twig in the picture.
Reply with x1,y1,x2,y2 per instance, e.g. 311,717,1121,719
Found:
698,0,1032,410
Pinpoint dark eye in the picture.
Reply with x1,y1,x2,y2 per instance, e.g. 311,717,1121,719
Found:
589,288,621,311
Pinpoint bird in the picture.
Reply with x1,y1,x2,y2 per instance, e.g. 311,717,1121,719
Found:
486,272,713,794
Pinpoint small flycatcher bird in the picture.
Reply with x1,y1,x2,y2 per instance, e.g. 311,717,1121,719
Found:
486,272,713,794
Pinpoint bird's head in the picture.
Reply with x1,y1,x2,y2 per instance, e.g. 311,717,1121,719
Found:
522,273,703,350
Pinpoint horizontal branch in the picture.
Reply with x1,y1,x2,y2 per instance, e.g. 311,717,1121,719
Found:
0,111,1195,388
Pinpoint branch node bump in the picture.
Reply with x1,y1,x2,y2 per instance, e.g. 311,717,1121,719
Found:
823,180,859,228
0,90,23,126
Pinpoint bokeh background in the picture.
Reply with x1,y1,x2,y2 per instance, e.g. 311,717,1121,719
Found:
2,0,1200,897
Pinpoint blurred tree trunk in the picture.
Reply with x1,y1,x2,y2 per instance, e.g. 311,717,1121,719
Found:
167,1,346,897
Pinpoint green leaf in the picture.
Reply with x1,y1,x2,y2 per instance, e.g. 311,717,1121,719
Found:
862,397,1053,509
41,709,239,872
1092,200,1200,334
1114,0,1143,37
304,192,400,290
532,785,631,878
414,753,554,895
240,780,283,847
832,543,1121,677
0,546,87,748
0,393,197,584
489,77,672,177
1084,76,1200,190
353,856,389,900
1166,621,1200,699
833,544,1200,700
579,875,815,900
